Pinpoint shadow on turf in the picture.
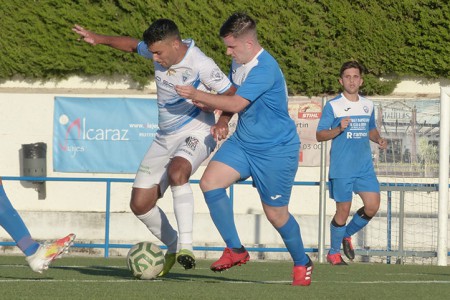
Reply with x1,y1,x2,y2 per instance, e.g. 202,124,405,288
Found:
54,265,288,284
160,271,289,284
55,265,132,279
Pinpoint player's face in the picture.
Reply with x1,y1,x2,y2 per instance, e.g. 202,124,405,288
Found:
148,38,179,68
339,68,363,95
222,35,251,64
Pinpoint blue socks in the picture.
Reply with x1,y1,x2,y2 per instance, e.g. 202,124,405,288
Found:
276,214,308,266
204,188,309,265
0,185,39,256
330,207,371,254
204,188,241,249
345,211,370,238
329,220,346,254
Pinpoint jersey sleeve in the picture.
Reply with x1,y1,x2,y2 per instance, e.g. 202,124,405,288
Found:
136,41,153,59
197,57,231,94
316,102,335,131
236,64,274,102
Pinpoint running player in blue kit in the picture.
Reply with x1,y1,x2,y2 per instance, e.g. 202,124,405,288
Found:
176,12,313,286
316,61,387,265
0,178,75,273
73,19,235,276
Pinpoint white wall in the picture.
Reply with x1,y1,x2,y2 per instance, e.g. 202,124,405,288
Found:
0,76,446,260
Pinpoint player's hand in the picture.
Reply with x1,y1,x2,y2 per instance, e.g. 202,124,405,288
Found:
211,119,229,142
340,116,351,131
378,138,387,149
175,85,198,100
72,24,98,45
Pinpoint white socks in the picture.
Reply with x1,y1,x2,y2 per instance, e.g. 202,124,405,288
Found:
136,206,178,253
171,183,194,252
136,183,194,253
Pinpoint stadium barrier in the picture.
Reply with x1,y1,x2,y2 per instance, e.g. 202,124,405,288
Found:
0,176,447,265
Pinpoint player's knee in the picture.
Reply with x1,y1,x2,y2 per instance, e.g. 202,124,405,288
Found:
130,198,156,216
199,171,215,191
357,206,377,220
167,170,190,186
362,205,379,218
130,189,158,215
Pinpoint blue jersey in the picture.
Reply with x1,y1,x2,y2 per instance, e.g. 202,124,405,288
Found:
317,93,376,178
229,49,299,153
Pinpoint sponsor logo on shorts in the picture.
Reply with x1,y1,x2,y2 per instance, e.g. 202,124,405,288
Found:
270,195,282,200
185,136,199,151
138,165,152,175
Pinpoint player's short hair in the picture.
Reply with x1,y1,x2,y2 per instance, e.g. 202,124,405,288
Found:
340,61,365,77
219,12,256,39
143,19,180,46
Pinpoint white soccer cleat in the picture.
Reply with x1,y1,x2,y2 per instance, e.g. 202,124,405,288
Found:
26,233,76,273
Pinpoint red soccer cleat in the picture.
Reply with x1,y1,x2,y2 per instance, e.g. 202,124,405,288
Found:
292,255,313,286
210,247,250,272
326,252,348,265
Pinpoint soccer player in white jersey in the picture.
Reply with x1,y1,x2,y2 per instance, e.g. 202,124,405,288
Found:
0,178,75,273
176,12,313,286
316,61,387,265
72,19,235,276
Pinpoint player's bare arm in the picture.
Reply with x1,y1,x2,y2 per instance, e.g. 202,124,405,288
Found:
369,129,387,149
72,24,139,53
175,85,247,113
316,116,350,142
210,86,236,140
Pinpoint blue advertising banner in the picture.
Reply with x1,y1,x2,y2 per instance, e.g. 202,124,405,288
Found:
53,97,158,173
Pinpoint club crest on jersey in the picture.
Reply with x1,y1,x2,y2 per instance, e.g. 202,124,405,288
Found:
185,136,199,151
182,69,192,82
166,68,176,76
363,106,369,113
210,68,224,81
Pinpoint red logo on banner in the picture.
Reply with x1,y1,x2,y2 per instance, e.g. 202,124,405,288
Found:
298,112,322,119
298,102,322,119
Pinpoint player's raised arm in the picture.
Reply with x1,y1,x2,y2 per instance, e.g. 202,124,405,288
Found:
72,24,139,53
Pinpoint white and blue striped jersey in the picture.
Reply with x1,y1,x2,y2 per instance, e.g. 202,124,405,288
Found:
137,39,231,134
317,93,377,178
229,49,299,153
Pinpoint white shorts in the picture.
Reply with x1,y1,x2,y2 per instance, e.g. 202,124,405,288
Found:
133,129,216,193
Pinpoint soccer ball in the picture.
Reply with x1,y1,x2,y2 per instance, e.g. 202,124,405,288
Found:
127,242,165,280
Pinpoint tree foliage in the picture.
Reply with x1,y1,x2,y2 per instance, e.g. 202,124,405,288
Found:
0,0,449,96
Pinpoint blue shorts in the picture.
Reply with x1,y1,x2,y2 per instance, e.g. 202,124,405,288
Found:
329,174,380,202
212,138,299,207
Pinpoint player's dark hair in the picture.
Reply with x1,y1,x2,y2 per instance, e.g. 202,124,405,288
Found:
143,19,180,46
219,12,256,38
340,61,364,77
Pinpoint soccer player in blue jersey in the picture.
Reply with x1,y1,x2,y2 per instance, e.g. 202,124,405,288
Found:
73,19,235,276
0,178,75,273
176,12,312,286
316,61,387,265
